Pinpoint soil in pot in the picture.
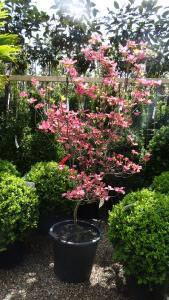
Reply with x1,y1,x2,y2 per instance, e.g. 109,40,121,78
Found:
0,241,24,269
49,220,100,283
52,222,99,243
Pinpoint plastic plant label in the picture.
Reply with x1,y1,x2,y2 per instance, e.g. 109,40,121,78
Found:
25,181,35,188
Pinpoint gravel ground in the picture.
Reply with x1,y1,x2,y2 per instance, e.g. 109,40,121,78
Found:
0,223,129,300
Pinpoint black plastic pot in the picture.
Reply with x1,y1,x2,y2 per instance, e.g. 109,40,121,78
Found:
0,241,24,269
49,220,100,283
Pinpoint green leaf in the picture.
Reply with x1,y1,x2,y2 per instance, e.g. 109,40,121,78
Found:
0,45,20,61
0,34,19,46
92,8,98,17
162,10,169,18
99,198,104,208
90,2,96,7
114,1,120,9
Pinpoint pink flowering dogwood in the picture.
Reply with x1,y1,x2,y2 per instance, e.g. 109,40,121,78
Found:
37,35,157,220
19,35,157,221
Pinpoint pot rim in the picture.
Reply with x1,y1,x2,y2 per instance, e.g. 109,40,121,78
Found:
49,219,101,246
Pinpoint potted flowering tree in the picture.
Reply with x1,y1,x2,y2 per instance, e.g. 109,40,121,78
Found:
25,34,160,283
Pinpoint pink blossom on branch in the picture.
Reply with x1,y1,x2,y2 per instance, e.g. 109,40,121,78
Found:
63,172,111,203
31,77,39,86
34,102,45,110
113,187,125,195
27,97,37,104
142,152,151,162
39,88,46,97
88,33,102,45
137,78,162,87
20,91,28,98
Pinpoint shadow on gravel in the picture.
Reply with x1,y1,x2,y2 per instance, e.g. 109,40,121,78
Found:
0,233,129,300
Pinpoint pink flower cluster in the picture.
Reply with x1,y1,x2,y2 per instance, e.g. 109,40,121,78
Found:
137,78,162,87
108,153,142,174
120,40,149,65
131,90,151,104
63,172,125,207
31,77,39,86
19,77,51,110
19,91,28,98
63,172,110,202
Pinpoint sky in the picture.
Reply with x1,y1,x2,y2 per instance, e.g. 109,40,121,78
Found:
35,0,169,15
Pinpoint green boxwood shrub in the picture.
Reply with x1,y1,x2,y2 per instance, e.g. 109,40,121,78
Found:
25,161,76,216
17,129,65,174
146,126,169,177
0,174,39,252
0,160,20,177
0,122,65,174
108,189,169,286
152,171,169,195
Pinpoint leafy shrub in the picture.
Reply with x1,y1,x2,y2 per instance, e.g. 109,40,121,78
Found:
17,128,65,174
108,189,169,286
0,100,31,167
152,171,169,195
0,160,20,177
0,97,64,174
0,174,39,251
25,161,76,216
146,126,169,177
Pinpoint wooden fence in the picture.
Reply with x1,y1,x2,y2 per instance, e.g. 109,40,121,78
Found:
7,75,169,84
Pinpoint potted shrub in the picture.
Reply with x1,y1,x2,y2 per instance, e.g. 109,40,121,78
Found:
152,170,169,194
0,174,39,268
49,172,108,283
108,189,169,300
0,160,20,177
145,126,169,180
18,128,65,174
21,35,159,282
25,161,76,233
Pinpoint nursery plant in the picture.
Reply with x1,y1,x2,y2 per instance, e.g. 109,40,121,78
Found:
18,128,65,173
20,34,159,283
152,171,169,195
0,160,20,177
25,161,76,217
0,173,39,253
37,35,158,217
108,189,169,298
146,125,169,177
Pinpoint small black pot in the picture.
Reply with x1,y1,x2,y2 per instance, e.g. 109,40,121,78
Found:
49,220,100,283
126,276,168,300
0,241,24,269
